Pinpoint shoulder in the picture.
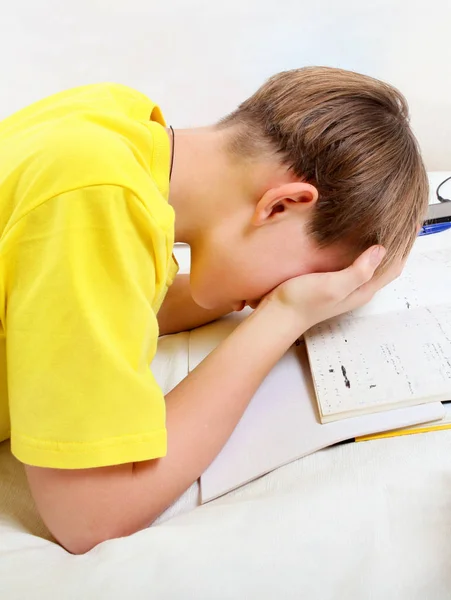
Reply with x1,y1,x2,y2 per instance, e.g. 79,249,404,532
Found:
20,116,156,205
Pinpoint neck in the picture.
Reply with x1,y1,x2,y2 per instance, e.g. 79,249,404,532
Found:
167,126,244,244
166,126,289,246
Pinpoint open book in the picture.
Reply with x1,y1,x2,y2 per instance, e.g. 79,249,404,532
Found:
305,229,451,422
189,228,451,502
190,315,444,502
356,402,451,442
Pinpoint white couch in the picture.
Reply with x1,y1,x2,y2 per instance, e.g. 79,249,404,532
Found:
1,173,450,599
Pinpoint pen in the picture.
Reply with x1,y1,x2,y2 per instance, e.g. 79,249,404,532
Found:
419,222,451,236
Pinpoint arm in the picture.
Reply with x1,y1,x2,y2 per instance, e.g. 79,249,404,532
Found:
26,246,395,555
157,274,231,335
26,300,298,553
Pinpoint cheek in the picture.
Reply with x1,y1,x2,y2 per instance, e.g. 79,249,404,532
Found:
189,230,333,308
189,252,239,308
233,260,305,304
248,257,309,296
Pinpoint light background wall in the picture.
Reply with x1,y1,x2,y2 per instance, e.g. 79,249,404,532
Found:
0,0,449,168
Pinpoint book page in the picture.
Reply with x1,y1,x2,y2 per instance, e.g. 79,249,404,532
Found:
305,236,451,421
307,304,451,420
350,247,451,318
188,315,444,502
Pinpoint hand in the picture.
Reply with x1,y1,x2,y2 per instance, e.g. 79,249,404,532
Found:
262,246,404,331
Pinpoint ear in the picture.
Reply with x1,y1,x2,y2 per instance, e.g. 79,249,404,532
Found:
251,182,319,227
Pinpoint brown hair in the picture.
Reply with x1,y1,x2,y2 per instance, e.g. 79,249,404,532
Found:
220,66,428,269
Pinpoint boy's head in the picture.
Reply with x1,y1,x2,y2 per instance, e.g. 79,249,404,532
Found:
179,67,428,311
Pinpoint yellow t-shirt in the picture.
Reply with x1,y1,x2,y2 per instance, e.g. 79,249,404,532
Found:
0,83,178,469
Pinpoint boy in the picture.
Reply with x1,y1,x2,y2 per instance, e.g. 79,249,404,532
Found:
0,67,427,554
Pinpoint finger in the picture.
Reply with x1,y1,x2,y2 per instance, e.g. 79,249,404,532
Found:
333,245,386,298
337,281,380,314
338,255,402,313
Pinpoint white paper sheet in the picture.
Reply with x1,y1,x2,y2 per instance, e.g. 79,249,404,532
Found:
190,314,444,502
306,230,451,421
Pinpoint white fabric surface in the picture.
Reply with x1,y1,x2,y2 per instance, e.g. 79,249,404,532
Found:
2,327,451,599
2,174,451,599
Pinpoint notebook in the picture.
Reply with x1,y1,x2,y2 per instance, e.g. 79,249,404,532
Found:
189,314,444,503
356,402,451,442
304,229,451,423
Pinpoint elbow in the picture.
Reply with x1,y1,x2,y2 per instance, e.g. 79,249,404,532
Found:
41,503,157,554
61,537,98,556
55,529,113,555
24,463,160,555
56,524,134,555
51,512,159,555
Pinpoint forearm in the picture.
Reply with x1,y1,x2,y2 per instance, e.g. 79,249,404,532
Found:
133,299,301,515
26,247,387,553
158,274,231,335
27,300,301,553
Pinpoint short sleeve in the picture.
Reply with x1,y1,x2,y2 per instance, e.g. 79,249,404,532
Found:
5,185,172,469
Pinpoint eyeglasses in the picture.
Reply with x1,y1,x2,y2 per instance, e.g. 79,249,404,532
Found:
437,176,451,203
